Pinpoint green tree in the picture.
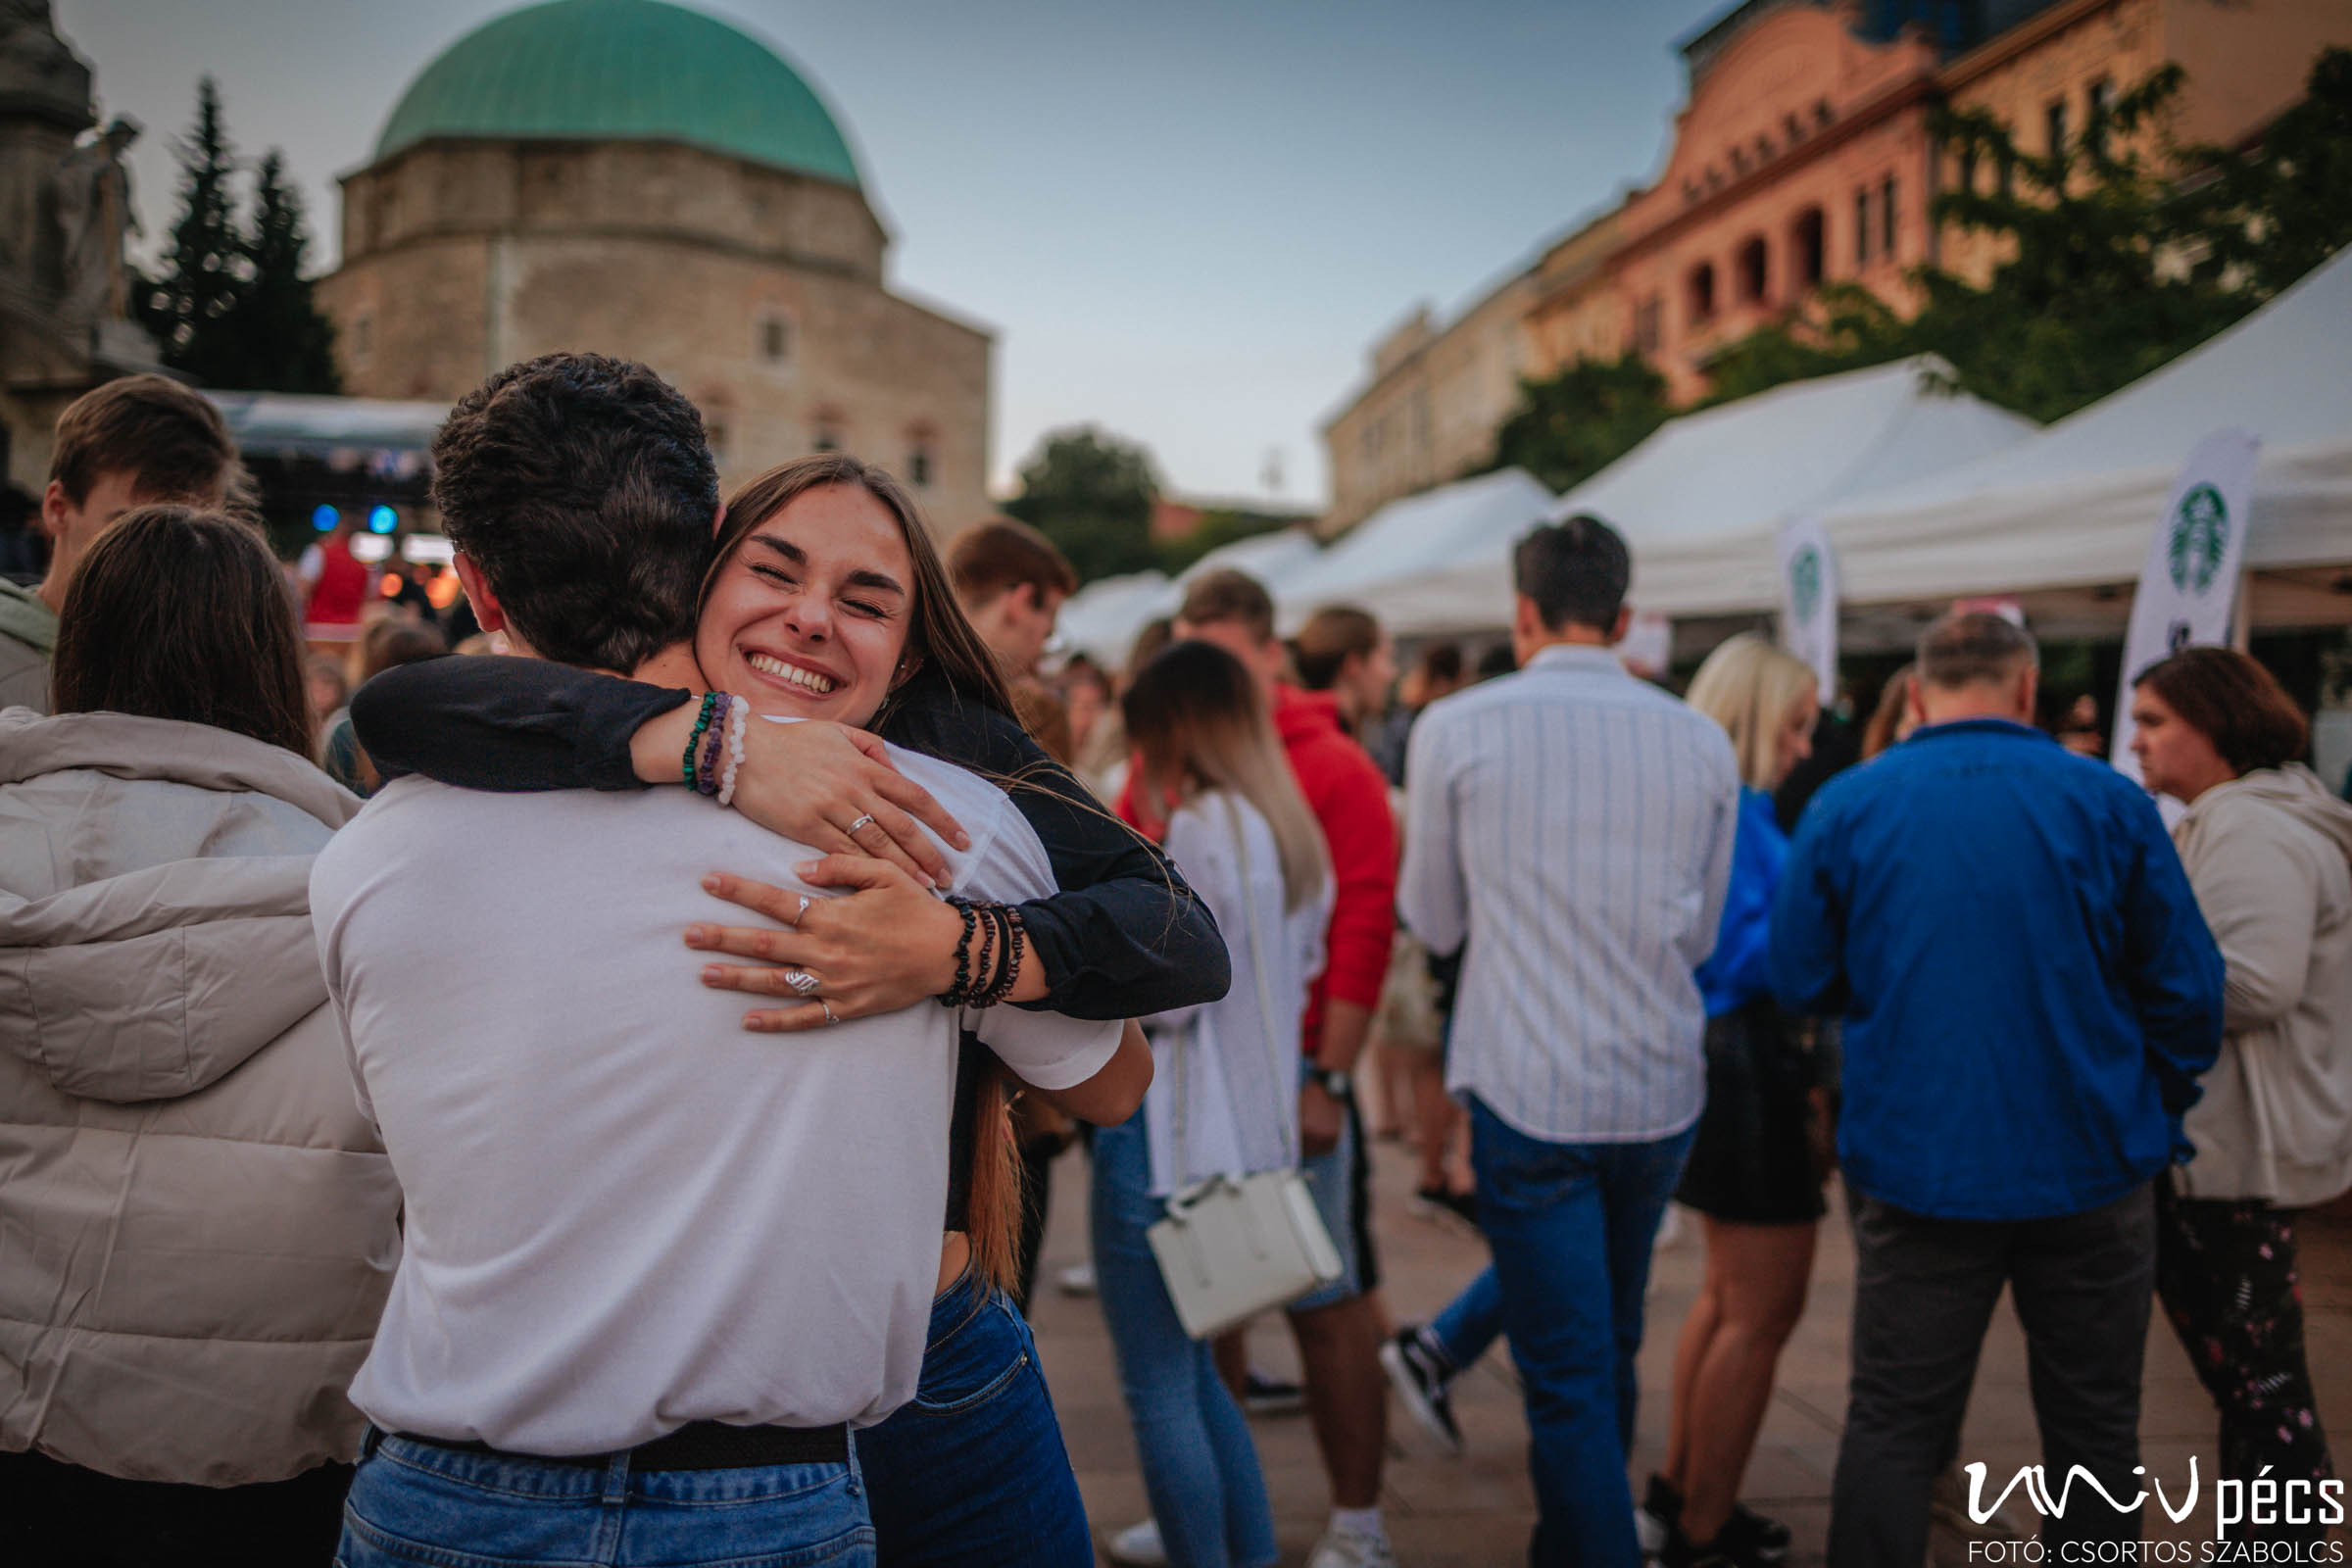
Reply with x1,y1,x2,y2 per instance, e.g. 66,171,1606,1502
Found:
2169,47,2352,302
1003,426,1160,584
217,151,339,392
1487,354,1671,493
138,76,247,383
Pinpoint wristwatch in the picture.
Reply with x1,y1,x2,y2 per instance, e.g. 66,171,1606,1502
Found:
1306,1065,1353,1102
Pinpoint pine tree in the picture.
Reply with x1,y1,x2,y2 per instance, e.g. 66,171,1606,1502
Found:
220,151,339,392
137,76,248,382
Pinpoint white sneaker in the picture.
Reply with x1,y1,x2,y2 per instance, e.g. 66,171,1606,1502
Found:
1056,1260,1097,1297
1307,1524,1397,1568
1104,1517,1167,1567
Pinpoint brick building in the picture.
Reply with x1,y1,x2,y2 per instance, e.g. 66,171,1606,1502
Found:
1317,0,2350,534
317,0,994,534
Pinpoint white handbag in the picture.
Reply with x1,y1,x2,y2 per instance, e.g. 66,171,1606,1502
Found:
1146,796,1344,1341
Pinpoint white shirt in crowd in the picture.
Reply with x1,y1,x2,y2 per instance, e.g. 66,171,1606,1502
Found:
1398,644,1739,1146
1142,790,1331,1197
310,744,1119,1454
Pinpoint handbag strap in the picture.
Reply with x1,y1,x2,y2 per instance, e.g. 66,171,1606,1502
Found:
1218,791,1298,1170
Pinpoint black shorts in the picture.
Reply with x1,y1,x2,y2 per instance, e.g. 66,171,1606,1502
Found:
1675,1000,1828,1226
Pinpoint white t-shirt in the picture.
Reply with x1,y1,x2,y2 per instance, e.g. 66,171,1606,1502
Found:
309,747,1118,1454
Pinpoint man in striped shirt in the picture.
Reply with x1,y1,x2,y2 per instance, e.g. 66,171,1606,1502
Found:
1398,515,1740,1568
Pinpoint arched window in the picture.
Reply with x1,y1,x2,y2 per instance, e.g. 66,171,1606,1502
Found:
1789,207,1825,289
1688,262,1717,324
1736,235,1769,305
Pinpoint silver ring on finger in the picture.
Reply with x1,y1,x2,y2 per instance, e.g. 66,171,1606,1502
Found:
781,968,820,997
794,894,810,924
846,812,876,836
819,998,838,1025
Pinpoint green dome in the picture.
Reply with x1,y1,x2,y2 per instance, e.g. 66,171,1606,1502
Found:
374,0,861,187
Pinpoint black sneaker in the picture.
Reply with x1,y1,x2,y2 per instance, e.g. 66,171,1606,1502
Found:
1378,1328,1462,1457
1240,1369,1304,1416
1722,1504,1790,1563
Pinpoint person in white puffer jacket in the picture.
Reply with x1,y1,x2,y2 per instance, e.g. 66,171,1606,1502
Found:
2128,645,2352,1553
0,506,400,1568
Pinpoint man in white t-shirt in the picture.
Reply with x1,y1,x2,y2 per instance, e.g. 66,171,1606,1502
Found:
311,353,1146,1567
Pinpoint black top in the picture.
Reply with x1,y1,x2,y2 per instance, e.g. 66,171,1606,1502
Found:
350,656,1230,1229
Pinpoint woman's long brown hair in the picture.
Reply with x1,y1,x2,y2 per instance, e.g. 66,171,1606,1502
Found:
52,505,315,759
704,454,1026,1292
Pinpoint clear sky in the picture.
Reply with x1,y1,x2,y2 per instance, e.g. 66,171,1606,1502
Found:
61,0,1728,507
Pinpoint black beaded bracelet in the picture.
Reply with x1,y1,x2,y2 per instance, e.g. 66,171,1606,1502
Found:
982,906,1026,1007
941,901,979,1006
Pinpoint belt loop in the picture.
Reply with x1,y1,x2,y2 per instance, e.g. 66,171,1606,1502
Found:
604,1448,631,1507
360,1425,384,1461
844,1427,862,1498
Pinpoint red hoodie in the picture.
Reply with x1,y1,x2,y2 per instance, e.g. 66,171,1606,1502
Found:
1114,686,1397,1055
1272,685,1396,1056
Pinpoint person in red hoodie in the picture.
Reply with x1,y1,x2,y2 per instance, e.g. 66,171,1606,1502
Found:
1114,567,1399,1568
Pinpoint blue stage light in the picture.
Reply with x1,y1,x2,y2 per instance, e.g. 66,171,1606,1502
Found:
312,505,338,531
368,505,398,534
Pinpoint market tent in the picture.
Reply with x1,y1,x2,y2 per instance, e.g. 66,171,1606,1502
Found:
1271,468,1554,632
1054,526,1324,667
1815,245,2352,606
1357,357,2037,637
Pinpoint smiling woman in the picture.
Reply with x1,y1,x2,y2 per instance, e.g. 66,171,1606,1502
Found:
696,455,1010,731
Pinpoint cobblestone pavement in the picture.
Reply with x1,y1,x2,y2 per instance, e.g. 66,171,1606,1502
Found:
1026,1131,2352,1567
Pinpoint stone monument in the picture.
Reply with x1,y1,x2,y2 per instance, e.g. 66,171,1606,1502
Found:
0,1,162,494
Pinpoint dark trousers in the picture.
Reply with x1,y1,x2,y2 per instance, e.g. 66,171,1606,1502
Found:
1829,1183,2155,1568
0,1447,352,1568
2155,1172,2335,1546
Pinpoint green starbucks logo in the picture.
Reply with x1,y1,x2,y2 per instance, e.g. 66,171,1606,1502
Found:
2167,483,2229,595
1789,545,1824,622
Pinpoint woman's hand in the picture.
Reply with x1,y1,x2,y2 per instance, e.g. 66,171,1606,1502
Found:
686,860,967,1031
634,709,968,887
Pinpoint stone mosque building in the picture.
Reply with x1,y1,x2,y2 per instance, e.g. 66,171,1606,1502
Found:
317,0,993,533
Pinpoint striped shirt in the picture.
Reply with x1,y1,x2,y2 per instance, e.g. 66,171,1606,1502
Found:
1398,644,1740,1144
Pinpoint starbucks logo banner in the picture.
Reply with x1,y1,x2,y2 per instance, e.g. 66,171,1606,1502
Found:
1776,516,1839,700
2112,429,2260,781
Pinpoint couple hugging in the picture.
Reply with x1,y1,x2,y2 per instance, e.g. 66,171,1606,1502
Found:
318,352,1222,1567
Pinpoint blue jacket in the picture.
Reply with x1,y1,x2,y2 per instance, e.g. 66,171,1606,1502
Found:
1697,787,1788,1017
1769,718,2223,1220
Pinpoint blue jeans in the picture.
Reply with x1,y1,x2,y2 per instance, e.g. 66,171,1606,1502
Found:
335,1433,872,1566
1090,1108,1278,1568
1469,1096,1694,1568
1429,1264,1505,1377
856,1271,1093,1567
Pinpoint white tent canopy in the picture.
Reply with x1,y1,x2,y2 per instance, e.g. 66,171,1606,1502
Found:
1271,468,1555,633
1054,526,1324,668
1815,246,2352,606
1355,357,2038,637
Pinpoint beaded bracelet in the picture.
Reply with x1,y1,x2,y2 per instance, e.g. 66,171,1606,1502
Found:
715,698,749,808
681,692,719,791
940,902,979,1006
695,694,730,796
969,902,997,1008
981,906,1027,1006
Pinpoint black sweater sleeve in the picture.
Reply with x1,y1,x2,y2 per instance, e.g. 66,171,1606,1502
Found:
351,656,690,791
346,658,1231,1019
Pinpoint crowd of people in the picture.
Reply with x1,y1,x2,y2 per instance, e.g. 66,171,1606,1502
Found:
0,361,2346,1568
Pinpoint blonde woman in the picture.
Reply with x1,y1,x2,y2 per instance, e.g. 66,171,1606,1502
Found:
1648,632,1824,1568
1105,638,1333,1568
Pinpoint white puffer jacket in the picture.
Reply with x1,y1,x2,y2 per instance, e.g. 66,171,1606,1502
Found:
0,708,400,1484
